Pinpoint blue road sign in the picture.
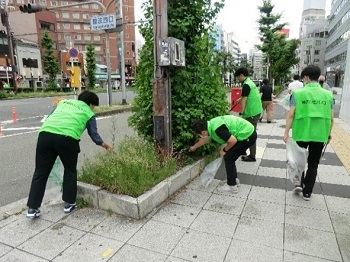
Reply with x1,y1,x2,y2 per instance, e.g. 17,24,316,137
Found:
69,48,79,58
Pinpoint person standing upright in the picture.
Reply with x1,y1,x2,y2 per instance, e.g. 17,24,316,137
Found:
259,78,274,123
288,74,303,94
234,67,262,162
283,65,334,201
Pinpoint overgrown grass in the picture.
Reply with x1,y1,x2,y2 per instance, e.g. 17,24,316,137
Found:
78,137,181,197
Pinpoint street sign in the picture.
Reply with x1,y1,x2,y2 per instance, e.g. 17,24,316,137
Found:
69,48,79,58
91,14,116,31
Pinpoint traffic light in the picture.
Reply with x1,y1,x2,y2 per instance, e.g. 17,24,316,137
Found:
70,66,81,88
0,0,7,14
19,4,42,13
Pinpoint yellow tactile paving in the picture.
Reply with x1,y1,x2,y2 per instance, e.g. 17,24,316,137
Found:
330,122,350,174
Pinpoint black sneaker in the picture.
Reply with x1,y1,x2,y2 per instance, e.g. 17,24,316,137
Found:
26,208,41,219
64,203,76,214
241,155,256,162
303,193,311,201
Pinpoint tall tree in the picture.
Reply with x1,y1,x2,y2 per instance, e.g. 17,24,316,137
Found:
129,0,228,153
41,31,59,90
256,0,299,84
86,43,96,89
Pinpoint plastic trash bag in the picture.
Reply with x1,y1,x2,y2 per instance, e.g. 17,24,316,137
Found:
201,157,223,188
48,157,63,192
286,138,308,184
284,93,291,107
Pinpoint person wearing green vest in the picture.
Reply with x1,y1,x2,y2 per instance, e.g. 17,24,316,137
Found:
283,65,334,201
234,67,263,162
26,90,113,219
189,115,257,193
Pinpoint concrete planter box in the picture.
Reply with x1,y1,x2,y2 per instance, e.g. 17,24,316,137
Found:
77,159,205,219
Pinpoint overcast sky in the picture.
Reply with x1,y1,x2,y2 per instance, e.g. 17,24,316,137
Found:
134,0,331,53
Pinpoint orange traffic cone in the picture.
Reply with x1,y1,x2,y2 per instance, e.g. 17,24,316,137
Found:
12,105,18,123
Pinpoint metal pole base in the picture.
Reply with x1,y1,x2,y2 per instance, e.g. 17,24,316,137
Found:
121,99,127,105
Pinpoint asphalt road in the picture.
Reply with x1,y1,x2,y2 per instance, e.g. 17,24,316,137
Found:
0,91,136,207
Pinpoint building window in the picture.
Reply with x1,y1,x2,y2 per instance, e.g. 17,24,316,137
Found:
74,35,81,40
83,14,89,19
40,21,55,31
314,59,320,63
74,24,80,30
126,33,129,38
83,24,90,30
39,0,46,4
95,46,101,51
314,50,320,55
85,35,91,41
55,13,59,18
63,23,70,29
22,58,39,68
315,40,321,46
125,7,128,11
16,0,24,4
127,51,130,55
75,45,82,50
96,56,101,61
51,1,57,5
73,13,79,19
62,13,69,19
94,35,100,41
57,23,60,29
61,1,68,5
64,35,71,40
125,16,129,20
92,3,98,9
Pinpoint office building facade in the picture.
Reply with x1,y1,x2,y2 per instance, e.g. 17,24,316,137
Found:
325,0,350,88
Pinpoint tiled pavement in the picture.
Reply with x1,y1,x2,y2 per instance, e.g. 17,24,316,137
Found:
1,95,350,261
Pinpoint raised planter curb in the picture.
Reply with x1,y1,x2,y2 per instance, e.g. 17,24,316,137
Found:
77,159,205,219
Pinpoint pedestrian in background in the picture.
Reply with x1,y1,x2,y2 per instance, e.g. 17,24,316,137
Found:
26,90,113,219
318,75,332,91
283,65,334,201
288,74,304,93
259,78,273,123
189,115,257,193
234,67,262,162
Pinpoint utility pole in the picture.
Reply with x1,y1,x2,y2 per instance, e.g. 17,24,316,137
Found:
115,0,126,105
153,0,172,155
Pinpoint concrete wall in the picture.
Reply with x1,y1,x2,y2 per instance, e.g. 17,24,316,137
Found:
339,40,350,122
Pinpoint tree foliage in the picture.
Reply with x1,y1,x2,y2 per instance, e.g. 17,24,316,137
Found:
256,0,299,84
41,31,59,90
128,0,228,154
86,43,96,89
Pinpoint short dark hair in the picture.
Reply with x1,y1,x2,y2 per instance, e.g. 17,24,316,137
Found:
192,119,207,134
234,67,249,77
262,78,269,84
300,65,321,81
293,74,300,80
78,90,99,106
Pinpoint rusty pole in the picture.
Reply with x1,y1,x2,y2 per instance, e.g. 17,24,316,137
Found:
153,0,172,155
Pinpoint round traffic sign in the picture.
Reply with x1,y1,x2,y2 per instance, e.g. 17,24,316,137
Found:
69,48,79,58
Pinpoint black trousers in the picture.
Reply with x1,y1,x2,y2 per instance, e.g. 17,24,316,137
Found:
244,114,260,158
27,132,80,209
224,131,257,186
296,141,325,195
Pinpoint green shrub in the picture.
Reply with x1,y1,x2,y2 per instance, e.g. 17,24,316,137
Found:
78,137,179,197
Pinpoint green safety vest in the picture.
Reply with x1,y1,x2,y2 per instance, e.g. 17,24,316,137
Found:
242,77,263,118
207,115,254,144
292,82,333,143
40,100,94,140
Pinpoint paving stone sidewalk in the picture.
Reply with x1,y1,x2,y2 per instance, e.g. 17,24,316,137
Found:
1,96,350,261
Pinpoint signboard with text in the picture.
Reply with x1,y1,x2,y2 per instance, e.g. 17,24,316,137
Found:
91,14,116,31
